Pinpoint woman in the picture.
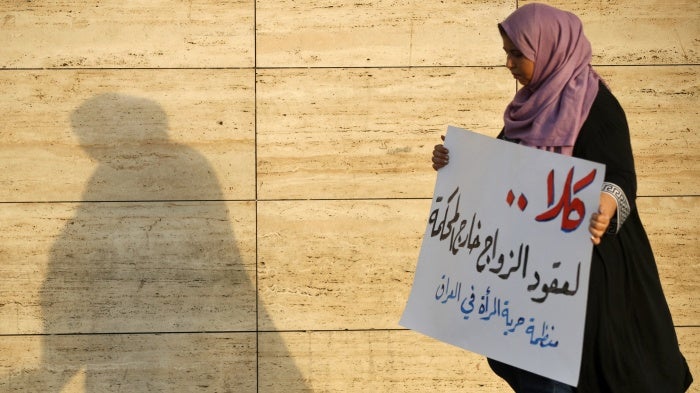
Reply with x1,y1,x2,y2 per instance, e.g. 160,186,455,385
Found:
431,4,693,392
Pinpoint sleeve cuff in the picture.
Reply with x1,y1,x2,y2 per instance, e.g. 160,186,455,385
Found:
601,182,631,234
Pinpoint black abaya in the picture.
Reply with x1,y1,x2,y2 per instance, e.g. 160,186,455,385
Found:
491,82,693,393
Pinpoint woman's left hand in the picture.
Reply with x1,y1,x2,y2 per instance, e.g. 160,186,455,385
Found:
431,135,449,171
589,192,616,245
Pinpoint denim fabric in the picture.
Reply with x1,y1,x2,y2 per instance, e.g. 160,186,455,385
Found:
488,358,576,393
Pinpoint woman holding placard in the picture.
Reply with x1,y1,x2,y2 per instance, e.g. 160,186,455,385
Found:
432,3,692,392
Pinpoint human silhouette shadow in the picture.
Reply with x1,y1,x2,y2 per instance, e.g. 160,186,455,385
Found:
17,93,309,392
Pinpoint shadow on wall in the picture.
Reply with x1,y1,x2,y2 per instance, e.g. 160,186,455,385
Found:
13,94,308,392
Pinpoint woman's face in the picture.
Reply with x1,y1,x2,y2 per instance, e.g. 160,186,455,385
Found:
501,33,535,86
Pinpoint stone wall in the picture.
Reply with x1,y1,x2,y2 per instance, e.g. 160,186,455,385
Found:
0,1,697,391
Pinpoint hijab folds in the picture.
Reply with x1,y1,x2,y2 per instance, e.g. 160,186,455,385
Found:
499,3,601,156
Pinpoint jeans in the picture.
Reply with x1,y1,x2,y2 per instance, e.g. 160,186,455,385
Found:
488,358,576,393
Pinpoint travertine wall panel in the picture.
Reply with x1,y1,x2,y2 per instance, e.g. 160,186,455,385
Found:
0,201,257,334
597,66,699,196
0,333,256,392
258,199,428,331
0,1,254,68
0,69,255,201
256,0,513,67
678,327,700,390
259,330,510,392
257,65,697,199
257,0,699,68
257,67,513,199
258,198,696,331
523,0,699,65
259,328,699,393
638,196,699,325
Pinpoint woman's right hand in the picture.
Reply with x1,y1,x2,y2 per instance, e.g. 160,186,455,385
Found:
431,135,449,171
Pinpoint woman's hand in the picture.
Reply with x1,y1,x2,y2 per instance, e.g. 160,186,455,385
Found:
432,135,449,171
589,192,617,245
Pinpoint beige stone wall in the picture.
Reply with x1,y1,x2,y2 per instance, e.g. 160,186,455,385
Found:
0,1,697,392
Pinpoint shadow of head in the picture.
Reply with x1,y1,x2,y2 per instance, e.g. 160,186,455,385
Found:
70,93,169,160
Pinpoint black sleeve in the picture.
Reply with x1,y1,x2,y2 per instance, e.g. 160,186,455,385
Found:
573,82,637,230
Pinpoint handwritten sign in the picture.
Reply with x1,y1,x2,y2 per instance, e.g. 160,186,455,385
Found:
400,126,605,386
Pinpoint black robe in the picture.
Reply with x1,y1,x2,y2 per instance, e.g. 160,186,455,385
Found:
491,82,693,392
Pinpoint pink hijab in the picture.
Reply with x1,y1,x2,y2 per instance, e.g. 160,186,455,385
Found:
499,3,601,156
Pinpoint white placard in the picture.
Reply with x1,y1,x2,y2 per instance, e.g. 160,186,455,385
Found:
400,126,606,386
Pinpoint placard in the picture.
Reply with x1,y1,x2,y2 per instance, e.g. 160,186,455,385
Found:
400,126,606,386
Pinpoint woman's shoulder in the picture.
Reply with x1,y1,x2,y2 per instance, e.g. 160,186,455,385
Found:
574,80,631,156
590,81,624,115
584,80,628,127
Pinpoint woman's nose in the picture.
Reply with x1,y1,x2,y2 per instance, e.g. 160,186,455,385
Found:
505,55,514,69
